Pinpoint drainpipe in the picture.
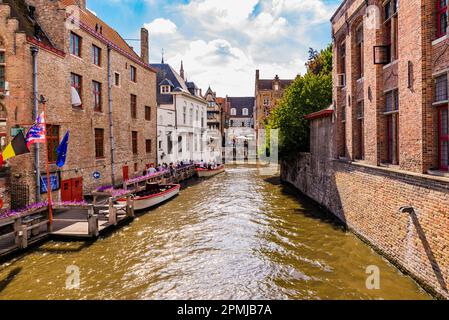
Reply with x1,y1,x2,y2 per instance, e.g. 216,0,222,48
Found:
31,46,40,202
107,45,116,185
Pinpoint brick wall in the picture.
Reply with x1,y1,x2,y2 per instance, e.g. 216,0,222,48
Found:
282,115,449,299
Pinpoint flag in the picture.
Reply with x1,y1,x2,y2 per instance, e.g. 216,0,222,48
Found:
2,131,30,161
26,112,46,148
56,130,69,167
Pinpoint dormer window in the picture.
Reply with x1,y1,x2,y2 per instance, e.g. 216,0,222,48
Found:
231,108,237,116
242,108,249,116
161,85,171,94
274,84,279,91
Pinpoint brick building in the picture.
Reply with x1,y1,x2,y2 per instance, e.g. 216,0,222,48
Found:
283,0,449,299
0,0,157,210
332,0,449,175
254,70,293,133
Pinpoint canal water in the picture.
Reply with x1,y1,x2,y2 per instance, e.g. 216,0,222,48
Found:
0,165,431,300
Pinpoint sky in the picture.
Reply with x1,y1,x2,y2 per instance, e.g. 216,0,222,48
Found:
87,0,341,96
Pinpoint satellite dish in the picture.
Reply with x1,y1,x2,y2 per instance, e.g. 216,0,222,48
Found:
71,86,82,107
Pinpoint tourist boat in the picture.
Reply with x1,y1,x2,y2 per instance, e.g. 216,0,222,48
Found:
117,184,181,211
196,165,226,178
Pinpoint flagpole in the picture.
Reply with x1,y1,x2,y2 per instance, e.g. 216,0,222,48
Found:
41,97,53,227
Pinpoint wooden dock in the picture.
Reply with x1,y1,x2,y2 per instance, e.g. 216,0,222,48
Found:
0,165,197,260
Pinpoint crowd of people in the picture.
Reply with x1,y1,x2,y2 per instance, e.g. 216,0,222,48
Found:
195,160,222,170
145,161,196,176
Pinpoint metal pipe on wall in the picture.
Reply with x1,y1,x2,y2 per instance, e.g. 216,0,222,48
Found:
107,45,116,186
31,46,40,202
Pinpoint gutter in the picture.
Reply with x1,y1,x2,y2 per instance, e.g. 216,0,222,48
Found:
107,45,116,185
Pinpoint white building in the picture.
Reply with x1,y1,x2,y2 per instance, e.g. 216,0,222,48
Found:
204,87,223,163
151,62,208,164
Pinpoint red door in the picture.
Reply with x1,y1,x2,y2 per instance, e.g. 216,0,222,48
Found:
61,177,83,202
123,166,129,181
72,177,83,201
61,180,72,202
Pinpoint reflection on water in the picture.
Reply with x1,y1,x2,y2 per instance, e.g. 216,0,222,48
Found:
0,165,431,300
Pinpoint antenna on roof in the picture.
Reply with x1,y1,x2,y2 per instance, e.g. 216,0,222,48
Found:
161,48,165,64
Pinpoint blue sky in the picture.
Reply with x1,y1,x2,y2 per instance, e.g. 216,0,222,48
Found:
87,0,341,96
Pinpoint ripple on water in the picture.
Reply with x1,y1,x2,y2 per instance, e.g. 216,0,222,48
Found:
0,165,432,300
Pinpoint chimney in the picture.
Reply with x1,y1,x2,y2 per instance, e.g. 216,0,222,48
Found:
256,69,259,81
141,27,149,64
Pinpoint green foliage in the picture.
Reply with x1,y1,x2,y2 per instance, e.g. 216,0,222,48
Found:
266,44,333,158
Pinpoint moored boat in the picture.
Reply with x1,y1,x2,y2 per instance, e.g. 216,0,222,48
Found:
196,165,225,178
117,184,180,211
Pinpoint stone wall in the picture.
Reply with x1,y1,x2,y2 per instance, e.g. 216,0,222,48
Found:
281,115,449,299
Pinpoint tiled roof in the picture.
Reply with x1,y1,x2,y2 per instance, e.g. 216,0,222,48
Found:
227,97,255,117
60,0,141,61
257,79,293,90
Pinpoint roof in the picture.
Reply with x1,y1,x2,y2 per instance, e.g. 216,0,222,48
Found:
60,0,143,62
304,106,334,120
2,0,54,48
257,79,293,91
150,63,203,105
227,97,255,117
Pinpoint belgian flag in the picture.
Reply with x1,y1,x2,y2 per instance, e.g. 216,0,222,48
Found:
2,131,30,161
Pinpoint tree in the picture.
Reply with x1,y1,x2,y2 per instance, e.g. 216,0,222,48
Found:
266,44,333,158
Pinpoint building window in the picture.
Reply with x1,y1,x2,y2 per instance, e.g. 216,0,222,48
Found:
385,90,399,164
145,106,151,121
115,73,120,86
178,136,183,153
435,74,448,102
167,134,173,154
70,32,82,57
263,98,270,106
384,0,398,63
146,139,152,154
130,66,137,82
0,51,4,92
242,108,249,116
134,163,138,172
356,24,364,79
161,85,171,94
201,111,204,127
189,108,193,125
47,125,60,163
356,101,365,160
183,106,187,124
437,0,448,39
130,94,137,119
94,128,104,159
339,41,346,76
92,45,101,66
71,73,83,108
231,108,237,116
92,81,102,112
132,131,138,155
438,106,449,170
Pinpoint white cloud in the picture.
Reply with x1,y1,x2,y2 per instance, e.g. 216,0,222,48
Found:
144,18,177,35
144,0,337,96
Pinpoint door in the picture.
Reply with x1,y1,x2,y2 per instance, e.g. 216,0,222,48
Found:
61,180,72,202
72,177,83,202
61,177,83,202
123,166,129,181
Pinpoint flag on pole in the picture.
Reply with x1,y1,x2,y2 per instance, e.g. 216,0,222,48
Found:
2,131,30,161
56,130,70,167
26,112,46,148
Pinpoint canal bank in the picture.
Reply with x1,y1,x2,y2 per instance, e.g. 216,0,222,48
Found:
0,165,430,299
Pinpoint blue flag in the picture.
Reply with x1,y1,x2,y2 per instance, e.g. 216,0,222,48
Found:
56,130,69,167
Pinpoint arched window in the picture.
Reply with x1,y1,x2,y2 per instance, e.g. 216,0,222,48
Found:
242,108,249,116
231,108,237,116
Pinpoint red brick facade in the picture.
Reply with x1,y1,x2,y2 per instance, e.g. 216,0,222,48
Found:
0,0,157,209
281,0,449,298
332,0,449,175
